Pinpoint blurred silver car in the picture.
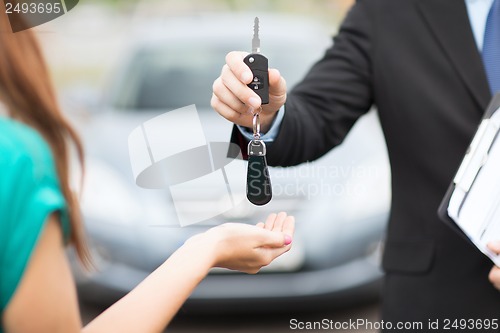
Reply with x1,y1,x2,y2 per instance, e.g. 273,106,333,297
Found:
72,13,391,311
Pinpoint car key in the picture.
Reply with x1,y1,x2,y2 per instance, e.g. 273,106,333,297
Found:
243,17,269,105
247,112,272,205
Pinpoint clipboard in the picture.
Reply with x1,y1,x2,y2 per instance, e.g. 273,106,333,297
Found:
438,93,500,266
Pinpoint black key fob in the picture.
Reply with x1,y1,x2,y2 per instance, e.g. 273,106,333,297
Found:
244,53,269,105
246,139,272,205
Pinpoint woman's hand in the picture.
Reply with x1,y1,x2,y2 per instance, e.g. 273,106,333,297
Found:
211,51,287,132
83,213,294,333
487,242,500,290
188,212,294,274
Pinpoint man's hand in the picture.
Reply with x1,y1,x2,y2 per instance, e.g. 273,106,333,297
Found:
211,51,287,132
487,242,500,290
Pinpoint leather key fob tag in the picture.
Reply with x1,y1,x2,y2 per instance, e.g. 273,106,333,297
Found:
247,140,272,205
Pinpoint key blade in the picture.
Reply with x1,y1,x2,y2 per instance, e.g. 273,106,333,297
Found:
252,17,260,53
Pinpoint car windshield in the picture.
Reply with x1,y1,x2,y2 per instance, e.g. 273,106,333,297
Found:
110,42,322,111
112,44,227,110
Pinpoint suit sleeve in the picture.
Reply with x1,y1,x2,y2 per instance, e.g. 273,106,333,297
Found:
232,0,375,166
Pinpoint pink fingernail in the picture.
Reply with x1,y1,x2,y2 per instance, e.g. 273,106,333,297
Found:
284,235,292,245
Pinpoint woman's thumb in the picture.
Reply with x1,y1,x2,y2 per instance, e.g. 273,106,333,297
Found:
259,230,292,248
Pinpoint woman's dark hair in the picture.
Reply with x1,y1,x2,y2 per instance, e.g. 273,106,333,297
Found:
0,4,91,268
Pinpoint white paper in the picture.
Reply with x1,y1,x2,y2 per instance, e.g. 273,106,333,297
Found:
448,108,500,266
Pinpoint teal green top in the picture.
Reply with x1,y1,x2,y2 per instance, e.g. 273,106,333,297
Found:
0,117,70,332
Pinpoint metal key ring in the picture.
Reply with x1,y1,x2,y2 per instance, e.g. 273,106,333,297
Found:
253,113,261,139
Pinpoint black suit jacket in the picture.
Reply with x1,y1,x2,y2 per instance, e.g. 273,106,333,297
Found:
232,0,500,327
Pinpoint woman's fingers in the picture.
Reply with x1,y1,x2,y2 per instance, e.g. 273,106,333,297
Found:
260,213,294,247
272,212,288,233
264,213,277,230
282,216,295,241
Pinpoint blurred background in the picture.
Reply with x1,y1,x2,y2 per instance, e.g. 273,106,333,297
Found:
36,0,391,332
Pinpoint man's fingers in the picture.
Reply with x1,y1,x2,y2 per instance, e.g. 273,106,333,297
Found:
487,241,500,254
487,242,500,290
221,64,261,109
489,266,500,290
268,68,287,98
226,51,252,84
213,53,286,129
210,94,245,125
212,77,250,115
